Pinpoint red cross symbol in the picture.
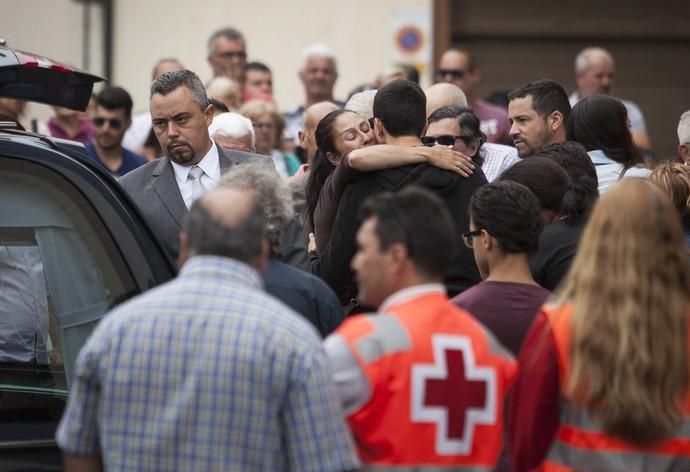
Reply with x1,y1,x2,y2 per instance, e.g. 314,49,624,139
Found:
411,335,497,455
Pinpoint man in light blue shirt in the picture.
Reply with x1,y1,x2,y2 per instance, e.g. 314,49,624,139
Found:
56,187,358,472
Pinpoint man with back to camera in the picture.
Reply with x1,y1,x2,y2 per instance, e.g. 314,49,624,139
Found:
86,86,147,177
219,161,345,337
315,79,487,306
324,185,516,469
437,48,511,144
507,80,570,158
56,186,359,472
570,47,651,152
119,69,254,262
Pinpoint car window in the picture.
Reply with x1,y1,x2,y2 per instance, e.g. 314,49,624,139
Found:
0,157,137,451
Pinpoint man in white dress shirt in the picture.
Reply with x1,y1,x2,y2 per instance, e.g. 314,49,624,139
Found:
120,69,253,262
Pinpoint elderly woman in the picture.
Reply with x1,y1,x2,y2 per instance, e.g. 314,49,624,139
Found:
239,100,301,177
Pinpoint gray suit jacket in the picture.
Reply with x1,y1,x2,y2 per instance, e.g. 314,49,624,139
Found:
119,144,253,262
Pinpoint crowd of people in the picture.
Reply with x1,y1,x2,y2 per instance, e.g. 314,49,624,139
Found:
28,26,690,471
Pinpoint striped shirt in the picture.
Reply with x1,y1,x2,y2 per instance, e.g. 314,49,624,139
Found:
56,255,358,471
479,143,521,182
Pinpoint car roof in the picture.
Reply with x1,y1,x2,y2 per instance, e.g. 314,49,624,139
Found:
0,40,105,110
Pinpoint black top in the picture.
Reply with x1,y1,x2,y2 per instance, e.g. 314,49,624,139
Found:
263,256,344,337
529,220,584,292
314,162,487,304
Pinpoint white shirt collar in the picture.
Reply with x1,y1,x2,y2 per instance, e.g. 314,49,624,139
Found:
378,283,446,313
170,140,220,183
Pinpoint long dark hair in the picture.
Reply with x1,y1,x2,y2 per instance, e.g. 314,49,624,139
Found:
566,95,643,169
306,109,349,228
535,141,599,225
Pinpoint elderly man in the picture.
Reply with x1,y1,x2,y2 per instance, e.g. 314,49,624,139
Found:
207,27,247,84
437,48,511,144
208,112,255,153
508,80,570,158
120,69,254,262
569,47,651,151
220,161,344,336
284,45,342,146
677,110,690,164
56,186,359,472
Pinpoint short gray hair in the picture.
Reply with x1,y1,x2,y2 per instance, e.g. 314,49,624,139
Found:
207,27,245,55
151,69,209,111
678,110,690,145
575,47,614,75
209,112,256,147
298,44,337,73
345,90,377,120
185,191,265,264
219,161,293,246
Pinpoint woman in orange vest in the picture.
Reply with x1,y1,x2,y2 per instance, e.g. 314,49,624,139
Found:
510,179,690,472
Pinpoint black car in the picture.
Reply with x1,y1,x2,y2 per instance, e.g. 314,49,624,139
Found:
0,42,176,470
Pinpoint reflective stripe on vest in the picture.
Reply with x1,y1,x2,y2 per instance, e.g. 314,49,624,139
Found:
362,464,493,471
545,439,690,472
354,314,412,364
542,306,690,471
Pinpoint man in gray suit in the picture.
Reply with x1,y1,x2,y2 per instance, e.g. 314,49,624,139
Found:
120,69,252,263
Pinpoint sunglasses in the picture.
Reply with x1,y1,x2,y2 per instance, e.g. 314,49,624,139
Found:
461,229,483,249
421,135,470,147
436,69,465,80
92,117,123,129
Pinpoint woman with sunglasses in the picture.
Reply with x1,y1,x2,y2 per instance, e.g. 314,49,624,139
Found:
510,179,690,472
424,106,520,182
306,109,474,253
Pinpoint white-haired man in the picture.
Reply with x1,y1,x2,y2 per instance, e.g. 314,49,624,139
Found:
209,112,255,153
570,47,651,151
678,110,690,164
284,45,343,146
207,27,247,84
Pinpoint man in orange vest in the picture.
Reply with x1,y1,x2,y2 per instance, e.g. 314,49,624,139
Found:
324,185,517,469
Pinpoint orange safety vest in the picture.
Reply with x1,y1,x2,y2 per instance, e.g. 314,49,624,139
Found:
335,292,517,470
541,305,690,472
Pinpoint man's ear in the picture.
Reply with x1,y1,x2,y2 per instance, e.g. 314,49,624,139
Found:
204,104,214,126
680,144,690,164
177,231,190,270
548,111,564,132
374,118,386,142
298,130,307,148
387,242,409,273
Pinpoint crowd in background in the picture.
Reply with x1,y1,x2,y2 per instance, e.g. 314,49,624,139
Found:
7,25,689,472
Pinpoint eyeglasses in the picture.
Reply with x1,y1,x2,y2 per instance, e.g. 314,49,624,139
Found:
421,135,470,147
461,229,483,249
252,122,275,130
92,117,123,129
214,51,247,60
436,69,465,80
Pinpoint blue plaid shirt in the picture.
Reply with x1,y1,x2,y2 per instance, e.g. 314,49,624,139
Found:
56,255,358,471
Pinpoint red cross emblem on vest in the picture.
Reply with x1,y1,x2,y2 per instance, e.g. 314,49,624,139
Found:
411,334,497,455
